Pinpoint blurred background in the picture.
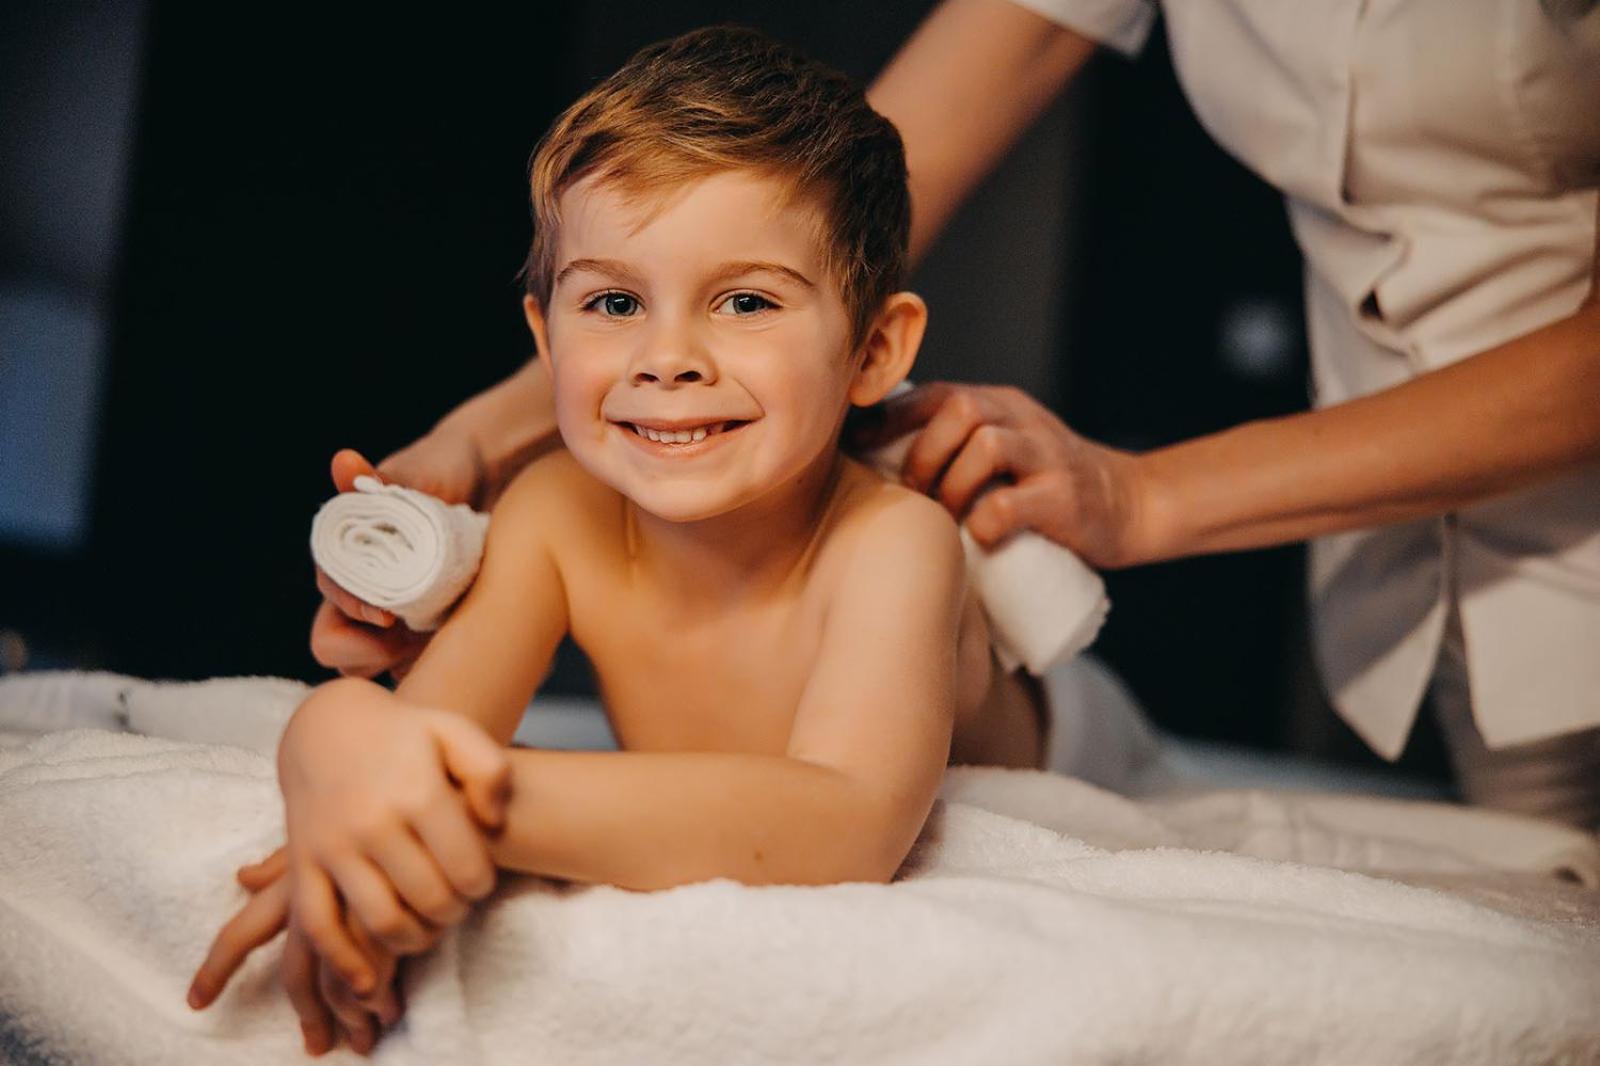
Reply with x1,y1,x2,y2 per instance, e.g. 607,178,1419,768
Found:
0,1,1443,780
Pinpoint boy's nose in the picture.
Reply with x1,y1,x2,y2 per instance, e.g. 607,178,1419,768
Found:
628,338,716,387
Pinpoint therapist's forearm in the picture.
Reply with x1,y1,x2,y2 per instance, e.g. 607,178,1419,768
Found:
486,748,918,890
867,0,1097,264
1137,300,1600,561
434,359,560,490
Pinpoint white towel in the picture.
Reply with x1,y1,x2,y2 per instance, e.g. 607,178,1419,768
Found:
309,456,1107,673
4,673,1600,1066
310,475,490,631
866,434,1109,675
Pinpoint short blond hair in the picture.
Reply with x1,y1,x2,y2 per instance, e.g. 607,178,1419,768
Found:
520,26,910,345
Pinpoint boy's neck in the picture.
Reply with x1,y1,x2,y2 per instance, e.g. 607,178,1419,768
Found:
624,449,847,606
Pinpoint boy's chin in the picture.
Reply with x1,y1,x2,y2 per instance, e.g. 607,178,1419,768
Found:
622,485,745,525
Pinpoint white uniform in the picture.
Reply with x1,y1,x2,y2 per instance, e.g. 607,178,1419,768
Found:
1011,0,1600,759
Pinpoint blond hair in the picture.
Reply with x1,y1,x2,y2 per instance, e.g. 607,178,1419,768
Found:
520,26,910,345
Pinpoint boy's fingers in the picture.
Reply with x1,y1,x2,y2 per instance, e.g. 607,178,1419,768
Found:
409,793,499,903
282,922,335,1056
236,844,289,890
330,449,381,494
326,852,434,956
292,861,378,996
318,960,377,1057
363,828,471,928
188,877,290,1009
428,713,512,829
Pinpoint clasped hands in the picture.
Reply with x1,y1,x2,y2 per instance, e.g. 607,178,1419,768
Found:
187,679,512,1057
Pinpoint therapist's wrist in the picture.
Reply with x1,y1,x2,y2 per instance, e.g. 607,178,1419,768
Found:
1119,449,1189,566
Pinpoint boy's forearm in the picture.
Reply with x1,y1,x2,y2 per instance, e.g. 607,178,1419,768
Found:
487,748,927,890
436,360,560,490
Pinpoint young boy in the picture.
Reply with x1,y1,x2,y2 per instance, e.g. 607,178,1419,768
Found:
188,25,1044,1055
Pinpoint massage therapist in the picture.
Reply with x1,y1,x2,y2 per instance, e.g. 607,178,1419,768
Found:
313,0,1600,828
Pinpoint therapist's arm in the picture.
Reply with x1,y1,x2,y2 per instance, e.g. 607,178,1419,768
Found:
867,0,1099,263
879,277,1600,567
377,359,560,510
1138,292,1600,562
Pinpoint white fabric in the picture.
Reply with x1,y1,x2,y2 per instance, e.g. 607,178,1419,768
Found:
868,435,1109,675
1015,0,1600,756
3,673,1599,1065
310,475,490,632
1004,0,1156,57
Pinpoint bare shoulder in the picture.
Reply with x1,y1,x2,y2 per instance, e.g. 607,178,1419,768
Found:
820,460,964,582
492,449,623,539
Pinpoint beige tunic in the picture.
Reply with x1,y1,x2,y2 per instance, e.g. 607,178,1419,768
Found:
1012,0,1600,756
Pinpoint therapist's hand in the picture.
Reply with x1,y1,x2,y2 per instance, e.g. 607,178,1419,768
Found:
858,382,1157,568
309,449,431,680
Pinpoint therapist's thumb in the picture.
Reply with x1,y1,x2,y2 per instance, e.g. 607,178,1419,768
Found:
330,449,381,493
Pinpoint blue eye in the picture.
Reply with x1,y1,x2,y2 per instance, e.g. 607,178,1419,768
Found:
717,292,775,316
586,291,640,317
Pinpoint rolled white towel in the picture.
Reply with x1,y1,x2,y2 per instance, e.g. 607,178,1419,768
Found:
867,433,1109,675
310,476,490,631
309,446,1108,673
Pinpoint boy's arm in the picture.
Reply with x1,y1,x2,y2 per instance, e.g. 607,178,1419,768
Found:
278,462,572,975
488,494,965,888
389,457,572,742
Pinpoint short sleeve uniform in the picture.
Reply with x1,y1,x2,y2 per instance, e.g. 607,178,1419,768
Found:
1012,0,1600,758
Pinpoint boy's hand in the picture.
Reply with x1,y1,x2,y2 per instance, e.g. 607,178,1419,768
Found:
189,849,410,1056
278,679,509,976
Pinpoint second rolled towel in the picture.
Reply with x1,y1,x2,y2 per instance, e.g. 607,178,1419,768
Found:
310,476,490,632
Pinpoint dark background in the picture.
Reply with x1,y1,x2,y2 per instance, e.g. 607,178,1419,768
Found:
0,1,1420,774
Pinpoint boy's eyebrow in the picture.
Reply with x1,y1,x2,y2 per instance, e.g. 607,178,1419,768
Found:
707,260,816,290
554,258,645,289
553,258,817,291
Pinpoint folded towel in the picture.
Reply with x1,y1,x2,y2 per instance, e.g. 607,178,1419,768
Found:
865,434,1109,675
310,475,489,631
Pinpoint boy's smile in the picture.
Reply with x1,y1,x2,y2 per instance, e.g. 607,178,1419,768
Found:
527,170,860,524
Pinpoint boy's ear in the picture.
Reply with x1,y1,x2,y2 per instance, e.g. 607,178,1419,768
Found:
523,295,554,373
848,292,927,408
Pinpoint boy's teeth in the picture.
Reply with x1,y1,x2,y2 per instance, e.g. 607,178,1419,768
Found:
633,422,726,445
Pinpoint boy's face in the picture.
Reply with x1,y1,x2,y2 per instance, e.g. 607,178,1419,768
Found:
529,170,860,524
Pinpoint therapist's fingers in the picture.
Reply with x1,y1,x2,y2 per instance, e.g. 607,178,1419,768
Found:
310,600,427,679
316,569,395,629
330,449,382,494
935,425,1039,519
852,381,958,451
900,386,1015,494
964,477,1071,550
